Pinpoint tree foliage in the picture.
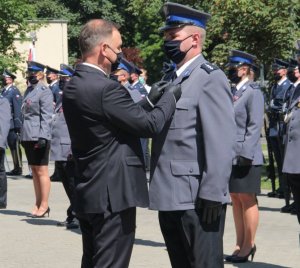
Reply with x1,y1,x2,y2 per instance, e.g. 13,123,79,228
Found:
1,0,299,82
0,0,36,71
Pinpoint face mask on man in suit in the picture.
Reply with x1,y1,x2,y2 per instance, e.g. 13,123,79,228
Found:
106,45,124,73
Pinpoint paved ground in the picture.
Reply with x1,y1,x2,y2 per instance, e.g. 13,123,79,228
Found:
1,159,300,268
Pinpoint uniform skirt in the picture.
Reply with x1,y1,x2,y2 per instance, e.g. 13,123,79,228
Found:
22,141,50,166
229,165,261,194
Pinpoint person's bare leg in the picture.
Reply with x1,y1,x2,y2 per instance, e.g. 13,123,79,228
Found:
35,165,51,216
31,166,41,215
238,193,259,256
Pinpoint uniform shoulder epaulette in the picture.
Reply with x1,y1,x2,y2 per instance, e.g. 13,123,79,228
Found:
40,86,47,91
200,62,219,73
249,82,261,90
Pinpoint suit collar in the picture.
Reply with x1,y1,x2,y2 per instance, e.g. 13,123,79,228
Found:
76,63,107,77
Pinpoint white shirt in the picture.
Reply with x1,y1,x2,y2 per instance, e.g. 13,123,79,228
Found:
236,77,249,91
278,77,287,86
294,80,300,87
176,54,201,77
82,62,107,76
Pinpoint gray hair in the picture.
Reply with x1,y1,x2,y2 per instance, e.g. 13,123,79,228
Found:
78,19,118,56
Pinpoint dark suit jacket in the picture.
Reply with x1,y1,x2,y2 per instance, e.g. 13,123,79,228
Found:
63,63,175,214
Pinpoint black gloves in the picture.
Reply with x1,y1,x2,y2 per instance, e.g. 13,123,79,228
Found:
164,84,181,102
14,128,21,134
147,81,170,106
237,156,252,166
195,198,222,224
34,138,47,149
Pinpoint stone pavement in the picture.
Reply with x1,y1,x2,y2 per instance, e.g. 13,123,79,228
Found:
1,159,300,268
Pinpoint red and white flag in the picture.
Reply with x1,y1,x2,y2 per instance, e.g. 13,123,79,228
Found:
28,43,36,61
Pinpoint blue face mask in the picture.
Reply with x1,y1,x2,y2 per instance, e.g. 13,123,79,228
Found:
163,35,193,64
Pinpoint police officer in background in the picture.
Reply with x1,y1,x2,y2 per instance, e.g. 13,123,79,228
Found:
0,96,11,208
51,64,78,229
1,70,23,176
149,3,235,267
267,59,292,198
282,59,300,224
46,66,60,105
130,65,148,97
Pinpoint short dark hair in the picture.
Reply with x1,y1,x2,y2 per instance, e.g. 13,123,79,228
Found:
78,19,118,56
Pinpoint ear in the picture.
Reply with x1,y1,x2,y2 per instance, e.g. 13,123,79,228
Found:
100,43,108,57
192,33,200,46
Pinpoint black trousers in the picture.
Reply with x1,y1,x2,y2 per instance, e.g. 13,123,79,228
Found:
287,174,300,224
7,130,22,169
77,207,136,268
56,160,76,222
159,205,227,268
0,148,7,206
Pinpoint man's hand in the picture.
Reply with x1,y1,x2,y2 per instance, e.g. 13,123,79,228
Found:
34,138,47,149
195,198,222,224
237,156,252,166
147,81,170,106
164,84,181,102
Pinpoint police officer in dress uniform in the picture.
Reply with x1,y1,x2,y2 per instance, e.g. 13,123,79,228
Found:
112,58,142,103
46,66,60,104
130,65,148,97
21,61,53,217
1,70,23,176
225,50,264,263
282,60,300,224
0,96,11,208
51,64,79,229
267,59,292,198
149,3,235,268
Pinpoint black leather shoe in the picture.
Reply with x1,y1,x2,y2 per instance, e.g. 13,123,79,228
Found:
224,255,237,262
280,204,292,213
0,204,7,209
267,191,277,198
50,174,61,182
66,221,79,229
24,174,33,179
6,168,22,176
231,245,256,263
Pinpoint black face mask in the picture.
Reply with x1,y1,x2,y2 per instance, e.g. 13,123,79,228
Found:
228,68,241,84
107,46,123,73
273,72,282,81
128,77,133,84
163,35,193,64
46,77,52,84
59,79,66,90
287,70,297,83
27,75,38,85
2,78,7,86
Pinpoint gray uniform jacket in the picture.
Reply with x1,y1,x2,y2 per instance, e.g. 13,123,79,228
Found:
282,96,300,174
21,81,53,141
50,101,71,161
0,97,11,149
233,81,264,165
149,55,236,211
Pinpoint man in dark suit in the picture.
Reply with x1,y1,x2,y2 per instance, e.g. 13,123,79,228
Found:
149,3,235,268
63,19,181,268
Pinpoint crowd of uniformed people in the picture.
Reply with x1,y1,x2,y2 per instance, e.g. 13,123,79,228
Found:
0,1,300,267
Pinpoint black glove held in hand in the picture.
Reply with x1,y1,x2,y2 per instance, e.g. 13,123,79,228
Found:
195,198,222,224
14,128,21,134
147,81,170,106
34,138,47,149
237,156,252,166
164,84,182,102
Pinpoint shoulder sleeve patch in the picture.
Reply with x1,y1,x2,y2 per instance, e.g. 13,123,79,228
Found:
200,62,219,74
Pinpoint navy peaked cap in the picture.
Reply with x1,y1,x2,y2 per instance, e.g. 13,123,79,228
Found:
272,58,289,70
27,61,45,72
159,2,211,32
117,58,132,73
228,50,256,65
59,64,74,76
46,66,59,74
289,58,298,69
130,63,142,75
2,69,16,79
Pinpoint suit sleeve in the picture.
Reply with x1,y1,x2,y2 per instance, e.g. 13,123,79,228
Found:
197,70,236,203
12,89,23,129
240,89,264,160
39,88,54,140
0,99,11,147
102,83,175,138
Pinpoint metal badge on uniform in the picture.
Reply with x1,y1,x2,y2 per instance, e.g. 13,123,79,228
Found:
183,69,191,77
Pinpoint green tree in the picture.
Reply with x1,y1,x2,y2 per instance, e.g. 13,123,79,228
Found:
0,0,36,71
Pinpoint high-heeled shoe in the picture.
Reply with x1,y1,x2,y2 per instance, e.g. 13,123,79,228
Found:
231,244,256,263
224,254,237,262
32,207,50,218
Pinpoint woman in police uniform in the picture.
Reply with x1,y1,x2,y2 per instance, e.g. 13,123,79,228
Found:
21,61,53,217
225,50,264,263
